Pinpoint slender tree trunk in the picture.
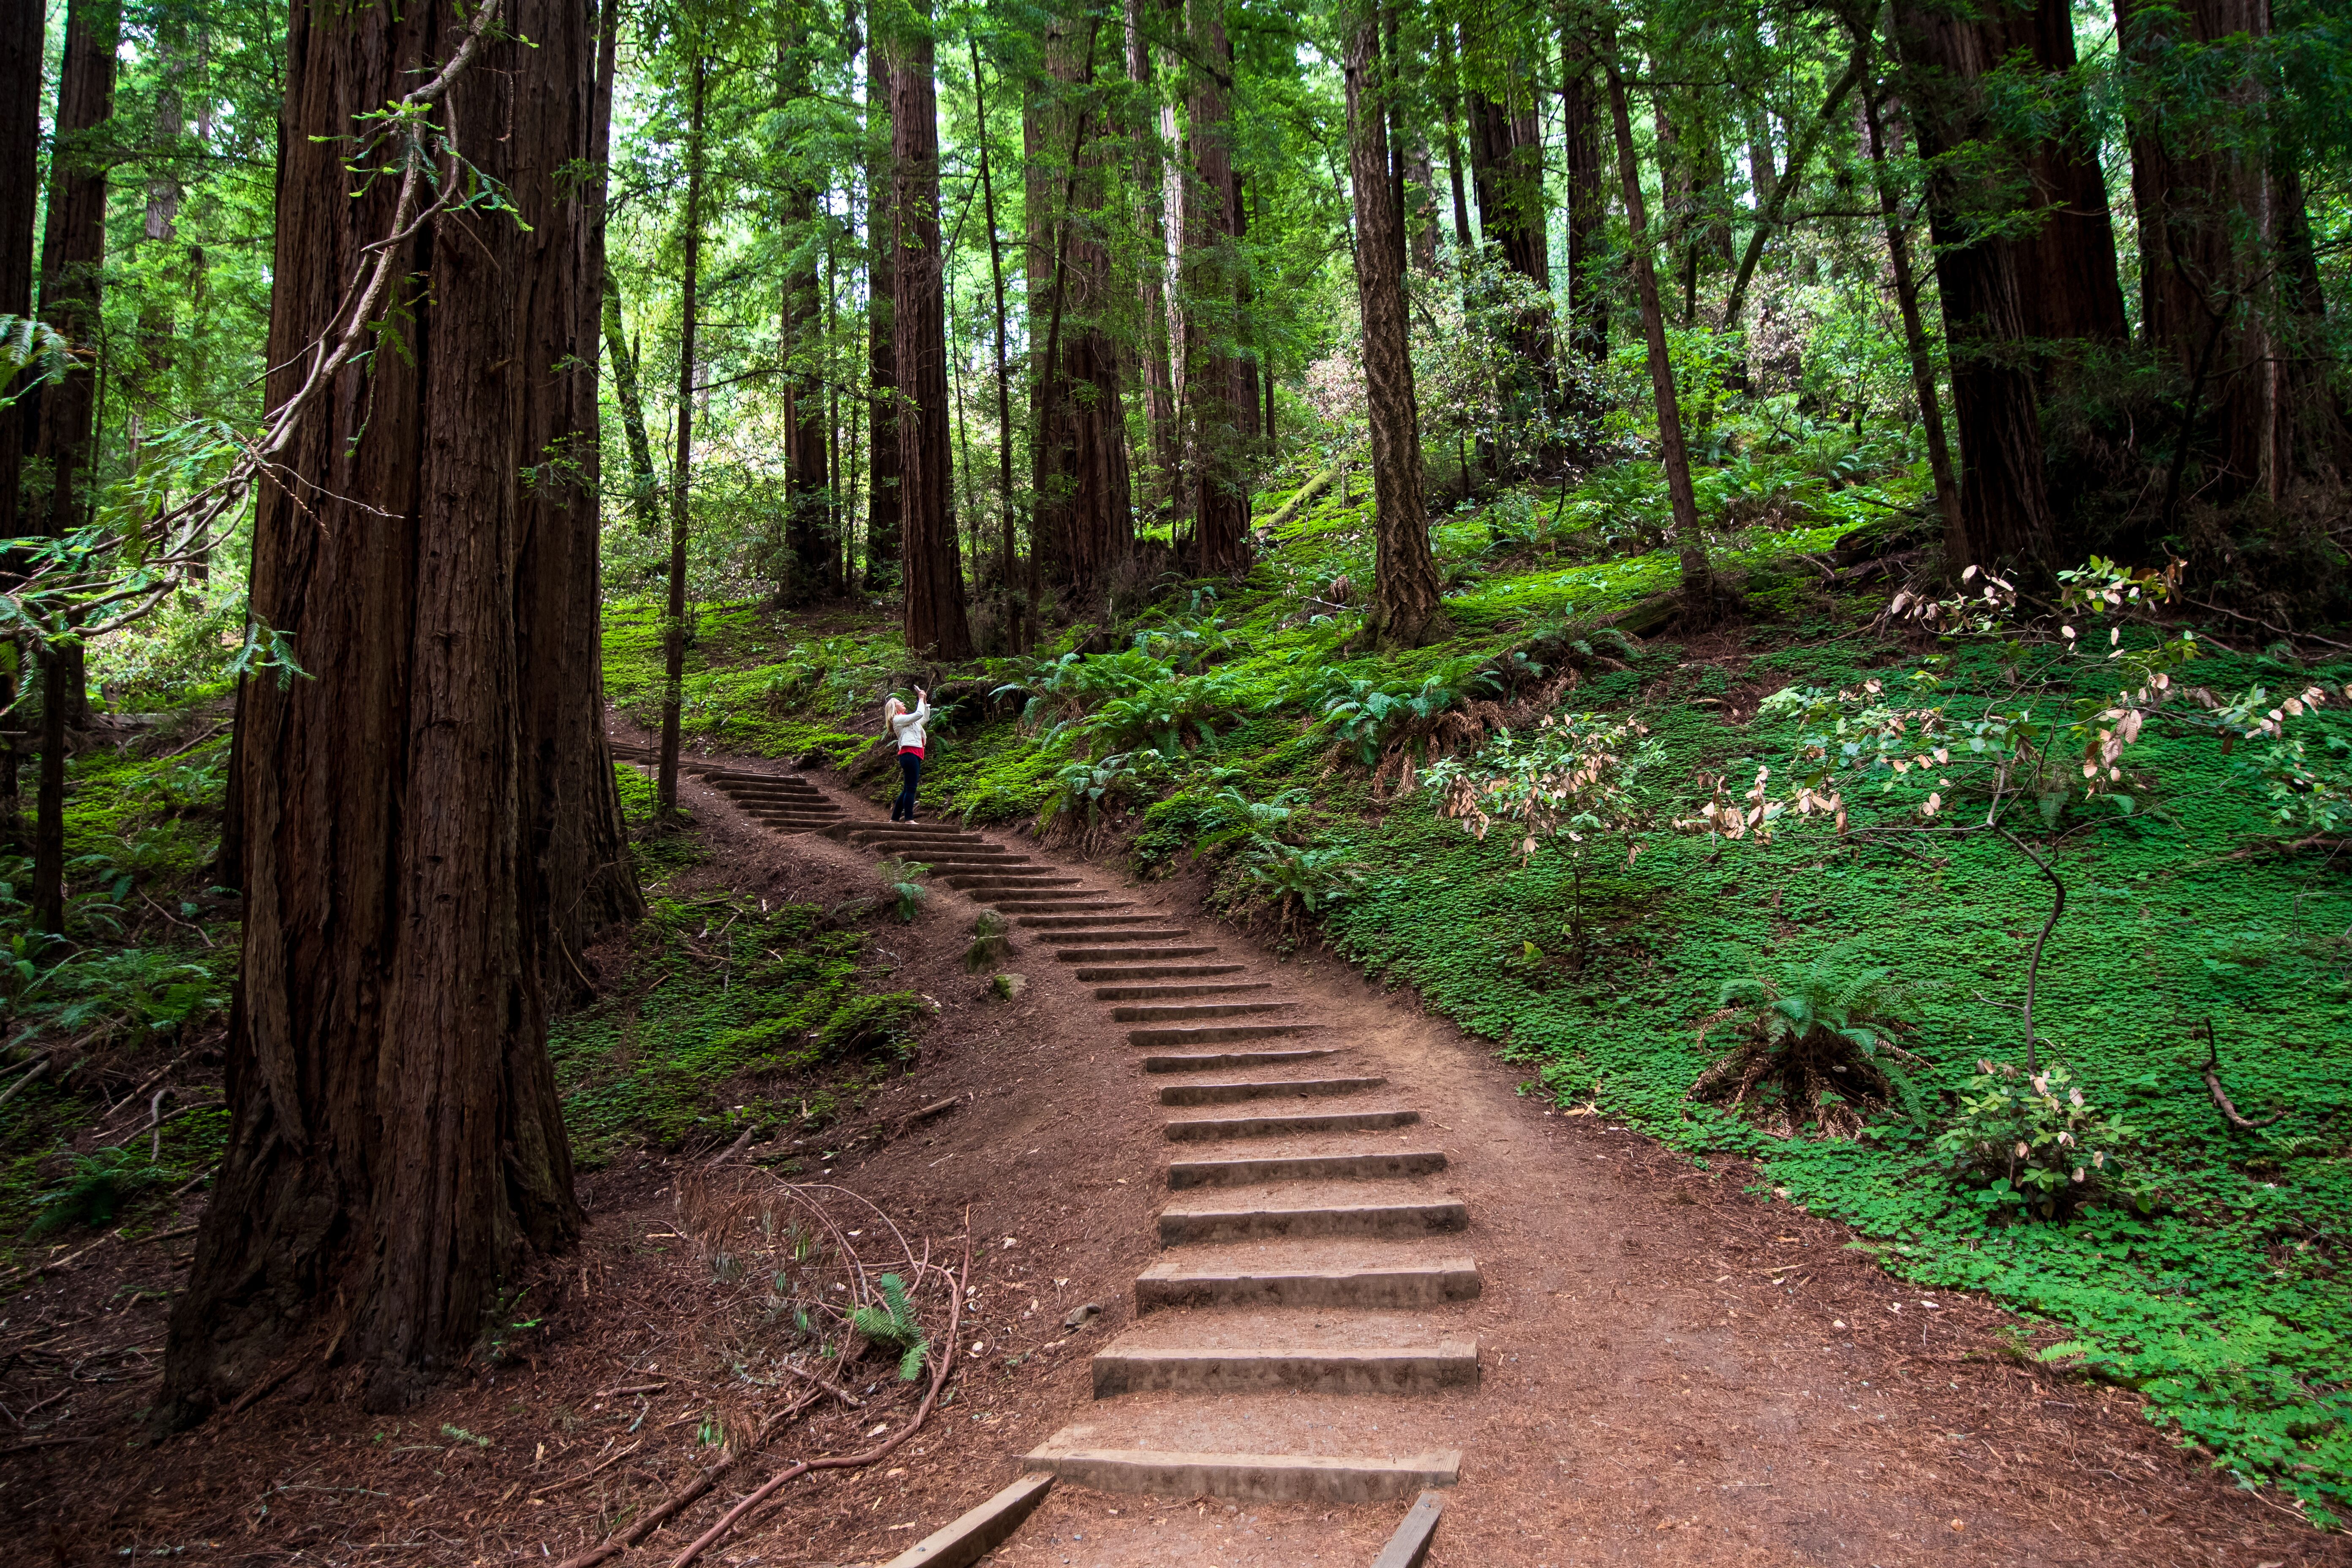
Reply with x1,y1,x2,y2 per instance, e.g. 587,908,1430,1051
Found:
659,55,705,817
1721,46,1866,331
0,0,44,852
892,3,973,660
970,38,1020,635
779,27,833,603
162,0,606,1421
1434,25,1474,255
863,24,902,590
1602,32,1714,619
602,275,664,535
1345,7,1449,650
1859,68,1965,569
1125,0,1179,530
1465,52,1556,388
1182,0,1249,573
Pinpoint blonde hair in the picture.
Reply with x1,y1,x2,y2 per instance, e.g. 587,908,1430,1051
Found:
882,697,906,719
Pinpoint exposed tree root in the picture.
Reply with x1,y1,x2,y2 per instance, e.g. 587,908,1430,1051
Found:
2197,1020,2285,1132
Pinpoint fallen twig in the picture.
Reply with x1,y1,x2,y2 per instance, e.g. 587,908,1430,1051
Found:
2196,1019,2285,1132
545,1390,820,1568
779,1361,864,1409
532,1440,643,1497
0,1056,50,1112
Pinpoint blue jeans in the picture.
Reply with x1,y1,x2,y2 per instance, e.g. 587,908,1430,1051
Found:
893,751,923,819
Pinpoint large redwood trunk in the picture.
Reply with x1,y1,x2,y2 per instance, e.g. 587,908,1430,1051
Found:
1124,0,1179,529
891,11,973,659
1345,8,1449,650
780,30,836,602
864,28,902,590
162,0,622,1419
1027,17,1135,599
2119,0,2346,502
1560,33,1609,368
1182,0,1250,574
0,0,44,852
1463,46,1557,401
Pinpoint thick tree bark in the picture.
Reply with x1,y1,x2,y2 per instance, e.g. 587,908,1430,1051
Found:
1602,33,1715,619
601,274,665,535
1560,33,1609,367
1860,71,1966,569
1181,0,1249,574
891,7,973,659
1892,0,2081,565
970,37,1020,629
1344,9,1450,651
161,0,614,1420
779,29,835,603
0,0,43,852
2119,0,2345,503
864,30,902,590
1125,0,1179,528
658,55,705,817
28,0,117,940
1028,17,1134,599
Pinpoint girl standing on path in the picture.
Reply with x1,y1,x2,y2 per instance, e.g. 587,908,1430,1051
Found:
883,688,929,821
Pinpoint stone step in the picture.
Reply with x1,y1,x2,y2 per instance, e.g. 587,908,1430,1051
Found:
1159,1198,1468,1244
1164,1108,1418,1140
1090,1338,1479,1398
1112,999,1299,1022
1095,981,1272,1002
1135,1255,1482,1311
1075,963,1248,982
1168,1149,1447,1189
1141,1048,1341,1073
1052,945,1218,964
1158,1076,1386,1105
1018,913,1165,929
1020,1437,1459,1504
1128,1022,1325,1048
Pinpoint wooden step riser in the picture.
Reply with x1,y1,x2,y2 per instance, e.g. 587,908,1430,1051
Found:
1129,1023,1323,1047
1019,1446,1460,1505
1167,1150,1448,1188
1035,929,1193,944
1090,1345,1478,1398
1112,1002,1298,1022
1163,1109,1416,1139
1134,1260,1482,1312
1056,947,1220,964
1141,1049,1340,1073
1159,1201,1468,1244
1095,983,1272,1002
1020,915,1165,929
1158,1077,1386,1105
1075,964,1247,982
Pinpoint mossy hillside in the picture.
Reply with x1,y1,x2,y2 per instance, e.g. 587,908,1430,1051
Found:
548,895,924,1169
1308,633,2352,1518
602,600,888,765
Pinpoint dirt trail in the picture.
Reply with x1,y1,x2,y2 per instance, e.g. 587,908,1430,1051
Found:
706,752,2342,1568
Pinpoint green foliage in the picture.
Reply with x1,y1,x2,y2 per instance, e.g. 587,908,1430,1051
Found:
875,858,931,923
813,992,924,1061
1690,957,1923,1139
1938,1060,2148,1220
849,1272,930,1380
30,1145,172,1235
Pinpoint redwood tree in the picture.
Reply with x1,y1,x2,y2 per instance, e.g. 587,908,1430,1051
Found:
779,23,836,603
0,0,44,850
1345,5,1449,649
891,2,973,659
1181,0,1250,574
864,21,902,590
161,0,630,1419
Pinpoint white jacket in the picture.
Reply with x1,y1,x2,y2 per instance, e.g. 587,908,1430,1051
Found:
888,698,930,751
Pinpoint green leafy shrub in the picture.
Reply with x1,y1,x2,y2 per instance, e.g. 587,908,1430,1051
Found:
1936,1059,2146,1220
1689,959,1925,1139
814,993,923,1062
849,1272,930,1380
30,1145,171,1234
1241,839,1364,915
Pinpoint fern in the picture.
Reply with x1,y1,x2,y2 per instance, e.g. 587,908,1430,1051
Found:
849,1272,930,1380
875,858,931,923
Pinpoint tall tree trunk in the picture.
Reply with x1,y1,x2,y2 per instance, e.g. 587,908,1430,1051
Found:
863,25,902,590
1859,68,1965,569
1434,24,1474,255
970,37,1020,633
1560,30,1609,367
2118,0,2344,503
161,0,609,1420
1405,135,1440,274
659,55,705,817
1125,0,1179,531
1720,46,1867,332
1602,31,1715,619
29,0,118,942
1182,0,1249,573
779,27,833,604
0,0,43,853
1463,44,1557,444
1345,7,1449,650
602,274,665,534
891,3,973,660
1892,0,2067,566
